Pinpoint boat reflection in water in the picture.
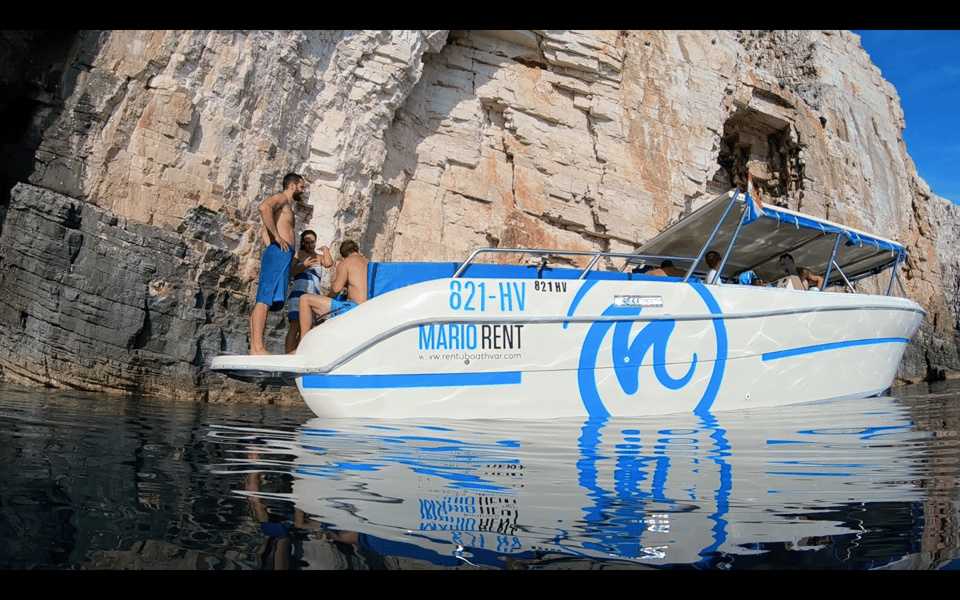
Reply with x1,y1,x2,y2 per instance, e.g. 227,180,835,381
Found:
210,395,946,569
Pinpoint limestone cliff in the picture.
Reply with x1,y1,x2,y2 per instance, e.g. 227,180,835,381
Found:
0,30,956,402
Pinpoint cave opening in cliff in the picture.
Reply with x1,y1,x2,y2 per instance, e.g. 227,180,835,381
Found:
0,30,82,229
715,108,803,205
0,94,37,205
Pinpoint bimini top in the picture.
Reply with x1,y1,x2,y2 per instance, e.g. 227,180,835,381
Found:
635,189,907,288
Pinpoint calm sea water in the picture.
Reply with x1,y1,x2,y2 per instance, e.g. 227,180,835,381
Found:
2,380,959,570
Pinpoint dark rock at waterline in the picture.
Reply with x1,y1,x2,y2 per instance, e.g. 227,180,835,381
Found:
0,183,294,402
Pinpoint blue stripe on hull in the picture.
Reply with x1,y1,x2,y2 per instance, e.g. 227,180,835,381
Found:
761,338,908,362
300,338,904,391
301,371,523,390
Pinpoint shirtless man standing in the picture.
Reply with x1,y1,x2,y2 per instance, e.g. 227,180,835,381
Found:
297,240,369,342
249,173,304,355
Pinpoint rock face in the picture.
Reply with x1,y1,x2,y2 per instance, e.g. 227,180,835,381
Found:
0,183,268,400
0,30,957,402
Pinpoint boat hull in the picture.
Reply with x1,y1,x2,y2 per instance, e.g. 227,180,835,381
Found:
256,277,924,419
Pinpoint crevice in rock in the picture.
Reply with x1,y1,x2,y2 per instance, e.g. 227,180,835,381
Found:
191,339,204,367
924,350,947,382
585,196,610,250
132,299,152,350
66,230,83,264
513,55,548,70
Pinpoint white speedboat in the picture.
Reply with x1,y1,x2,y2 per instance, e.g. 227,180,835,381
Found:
211,188,925,419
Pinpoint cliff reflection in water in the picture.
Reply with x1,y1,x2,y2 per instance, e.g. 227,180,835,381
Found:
1,381,958,569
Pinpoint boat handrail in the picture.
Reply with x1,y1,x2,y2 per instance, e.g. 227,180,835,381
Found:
452,247,699,280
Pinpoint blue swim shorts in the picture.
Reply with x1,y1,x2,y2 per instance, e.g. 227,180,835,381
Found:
329,297,358,318
255,242,294,311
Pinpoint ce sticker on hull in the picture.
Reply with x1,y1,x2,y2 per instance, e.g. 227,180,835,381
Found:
614,295,663,308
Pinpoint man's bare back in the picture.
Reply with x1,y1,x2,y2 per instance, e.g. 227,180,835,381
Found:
334,252,369,305
295,240,369,345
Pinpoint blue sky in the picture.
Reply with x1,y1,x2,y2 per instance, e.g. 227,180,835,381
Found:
854,31,960,205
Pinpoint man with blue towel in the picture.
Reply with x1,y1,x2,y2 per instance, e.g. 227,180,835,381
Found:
249,173,305,355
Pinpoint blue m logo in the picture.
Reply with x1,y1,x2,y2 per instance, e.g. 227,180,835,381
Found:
611,316,698,393
573,285,727,418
